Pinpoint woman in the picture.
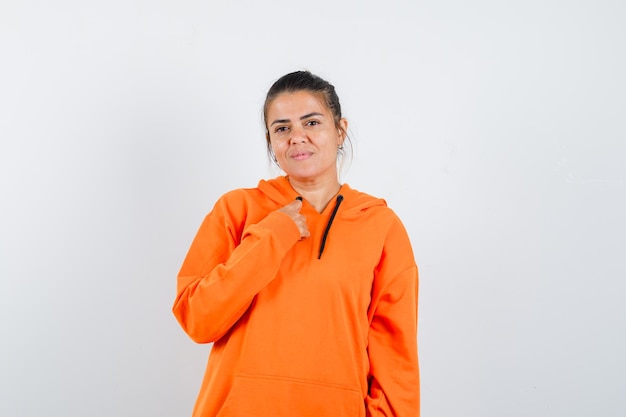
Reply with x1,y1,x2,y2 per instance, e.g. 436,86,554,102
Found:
173,71,419,417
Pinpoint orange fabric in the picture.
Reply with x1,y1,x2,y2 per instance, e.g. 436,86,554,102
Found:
173,176,419,417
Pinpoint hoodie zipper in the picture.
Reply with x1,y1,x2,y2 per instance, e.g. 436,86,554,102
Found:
318,195,344,259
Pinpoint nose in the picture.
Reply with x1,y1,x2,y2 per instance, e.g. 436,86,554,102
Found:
289,126,308,145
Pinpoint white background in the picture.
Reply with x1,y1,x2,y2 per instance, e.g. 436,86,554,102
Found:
1,1,625,416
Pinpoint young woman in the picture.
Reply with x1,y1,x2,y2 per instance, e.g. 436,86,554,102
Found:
173,71,419,417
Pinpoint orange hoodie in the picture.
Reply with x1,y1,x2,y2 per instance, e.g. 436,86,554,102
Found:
173,176,419,417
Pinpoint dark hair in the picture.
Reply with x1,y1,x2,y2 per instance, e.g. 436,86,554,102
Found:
263,71,350,162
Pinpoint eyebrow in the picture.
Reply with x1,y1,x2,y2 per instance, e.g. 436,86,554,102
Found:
270,112,324,126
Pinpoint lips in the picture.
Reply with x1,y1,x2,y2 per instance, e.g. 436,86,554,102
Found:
289,150,313,160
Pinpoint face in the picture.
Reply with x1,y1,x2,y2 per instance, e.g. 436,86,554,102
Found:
266,90,347,184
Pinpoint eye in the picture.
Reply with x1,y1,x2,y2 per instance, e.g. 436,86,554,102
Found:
274,126,289,133
306,120,320,126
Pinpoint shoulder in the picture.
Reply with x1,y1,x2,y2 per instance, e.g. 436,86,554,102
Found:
209,178,287,224
341,183,404,223
211,186,263,215
218,187,260,202
217,176,290,206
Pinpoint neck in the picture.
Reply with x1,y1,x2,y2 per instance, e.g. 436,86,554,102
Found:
288,176,341,213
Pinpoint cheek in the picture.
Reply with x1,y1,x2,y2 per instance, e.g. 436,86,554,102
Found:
270,140,285,157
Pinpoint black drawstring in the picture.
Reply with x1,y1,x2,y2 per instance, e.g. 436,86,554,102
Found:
318,195,344,259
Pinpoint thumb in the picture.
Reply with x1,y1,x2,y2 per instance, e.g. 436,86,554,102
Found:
290,198,303,212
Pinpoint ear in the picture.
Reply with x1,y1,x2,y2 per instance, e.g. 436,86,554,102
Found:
337,118,348,146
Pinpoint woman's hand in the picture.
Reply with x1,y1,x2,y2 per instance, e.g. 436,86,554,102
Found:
277,199,310,239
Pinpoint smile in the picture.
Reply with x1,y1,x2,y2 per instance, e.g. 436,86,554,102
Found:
290,151,313,160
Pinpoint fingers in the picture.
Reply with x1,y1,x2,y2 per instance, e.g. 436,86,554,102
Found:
298,218,311,239
277,199,309,239
287,199,303,212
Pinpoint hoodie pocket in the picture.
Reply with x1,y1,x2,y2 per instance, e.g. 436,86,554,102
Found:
216,374,364,417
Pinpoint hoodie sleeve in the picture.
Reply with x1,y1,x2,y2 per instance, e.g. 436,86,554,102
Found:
172,192,301,343
366,216,420,417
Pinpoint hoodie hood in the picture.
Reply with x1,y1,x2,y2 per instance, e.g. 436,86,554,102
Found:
257,176,387,218
258,176,388,259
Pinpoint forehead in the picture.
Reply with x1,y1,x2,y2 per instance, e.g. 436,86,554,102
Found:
267,90,329,118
